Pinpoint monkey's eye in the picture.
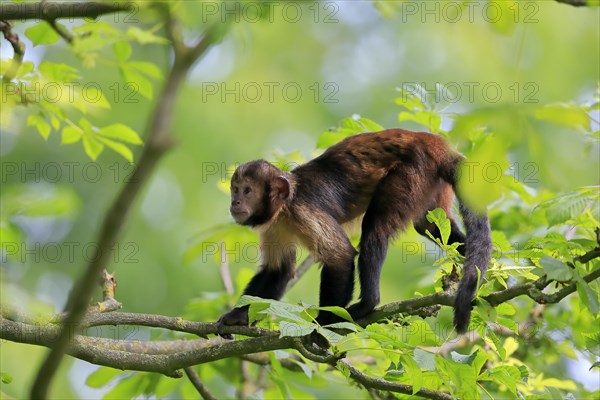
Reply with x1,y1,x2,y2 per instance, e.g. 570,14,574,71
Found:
244,187,251,194
233,187,239,194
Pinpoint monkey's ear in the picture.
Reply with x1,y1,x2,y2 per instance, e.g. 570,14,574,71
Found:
272,176,290,200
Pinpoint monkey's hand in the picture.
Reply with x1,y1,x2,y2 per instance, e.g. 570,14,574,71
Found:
216,306,249,339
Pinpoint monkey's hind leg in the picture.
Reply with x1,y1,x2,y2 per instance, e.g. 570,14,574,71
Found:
348,166,420,320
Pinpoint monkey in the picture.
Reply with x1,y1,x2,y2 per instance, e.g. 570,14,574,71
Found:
217,128,492,336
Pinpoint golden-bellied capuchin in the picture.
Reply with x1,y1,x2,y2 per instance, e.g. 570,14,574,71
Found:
217,128,492,334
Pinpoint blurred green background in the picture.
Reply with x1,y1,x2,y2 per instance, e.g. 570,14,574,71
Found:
1,1,598,398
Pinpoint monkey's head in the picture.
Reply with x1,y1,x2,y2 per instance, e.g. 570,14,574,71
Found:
230,160,291,227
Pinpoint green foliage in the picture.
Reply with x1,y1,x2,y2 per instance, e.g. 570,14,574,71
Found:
2,17,165,161
535,187,600,227
317,115,384,148
0,372,13,384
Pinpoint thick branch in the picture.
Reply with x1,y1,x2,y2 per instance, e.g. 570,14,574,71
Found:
1,317,291,376
80,311,276,338
0,2,132,21
2,316,454,400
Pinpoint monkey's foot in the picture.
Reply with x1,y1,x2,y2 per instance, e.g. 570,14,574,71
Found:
216,306,250,339
347,301,376,321
306,330,331,350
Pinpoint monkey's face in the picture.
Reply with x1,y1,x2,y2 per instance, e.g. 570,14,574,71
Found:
230,177,266,225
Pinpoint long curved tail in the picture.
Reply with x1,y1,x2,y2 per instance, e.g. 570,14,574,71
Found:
443,156,492,333
454,199,492,332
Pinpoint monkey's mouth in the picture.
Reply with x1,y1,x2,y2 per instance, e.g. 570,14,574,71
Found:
230,210,248,221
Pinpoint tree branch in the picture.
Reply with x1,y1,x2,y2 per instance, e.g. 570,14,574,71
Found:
0,2,132,21
29,10,226,399
47,19,73,43
184,366,217,400
0,20,25,81
554,0,589,6
2,316,455,400
339,359,453,400
286,255,315,291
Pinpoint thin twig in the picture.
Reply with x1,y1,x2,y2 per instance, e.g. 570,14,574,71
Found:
0,20,25,81
286,255,315,291
339,359,453,400
184,366,217,400
220,242,234,296
555,0,588,6
47,20,73,43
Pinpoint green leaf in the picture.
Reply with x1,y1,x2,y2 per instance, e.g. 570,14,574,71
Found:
279,321,314,337
413,348,436,371
436,356,479,399
491,230,513,253
395,89,426,112
83,136,104,161
591,362,600,371
25,23,60,46
316,131,349,148
98,124,143,145
482,325,506,359
0,372,13,384
450,350,479,365
127,61,163,79
400,355,423,393
85,367,122,388
16,61,34,79
38,61,79,82
61,126,83,144
113,41,132,63
533,104,590,130
584,332,600,356
317,306,353,322
50,115,61,130
236,296,308,323
126,27,169,44
322,322,357,332
399,110,441,133
480,366,521,395
120,65,153,99
73,21,120,36
540,256,573,282
27,114,51,140
318,327,343,344
426,208,450,245
356,117,384,132
496,303,516,316
97,137,134,162
576,276,599,315
290,359,313,379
